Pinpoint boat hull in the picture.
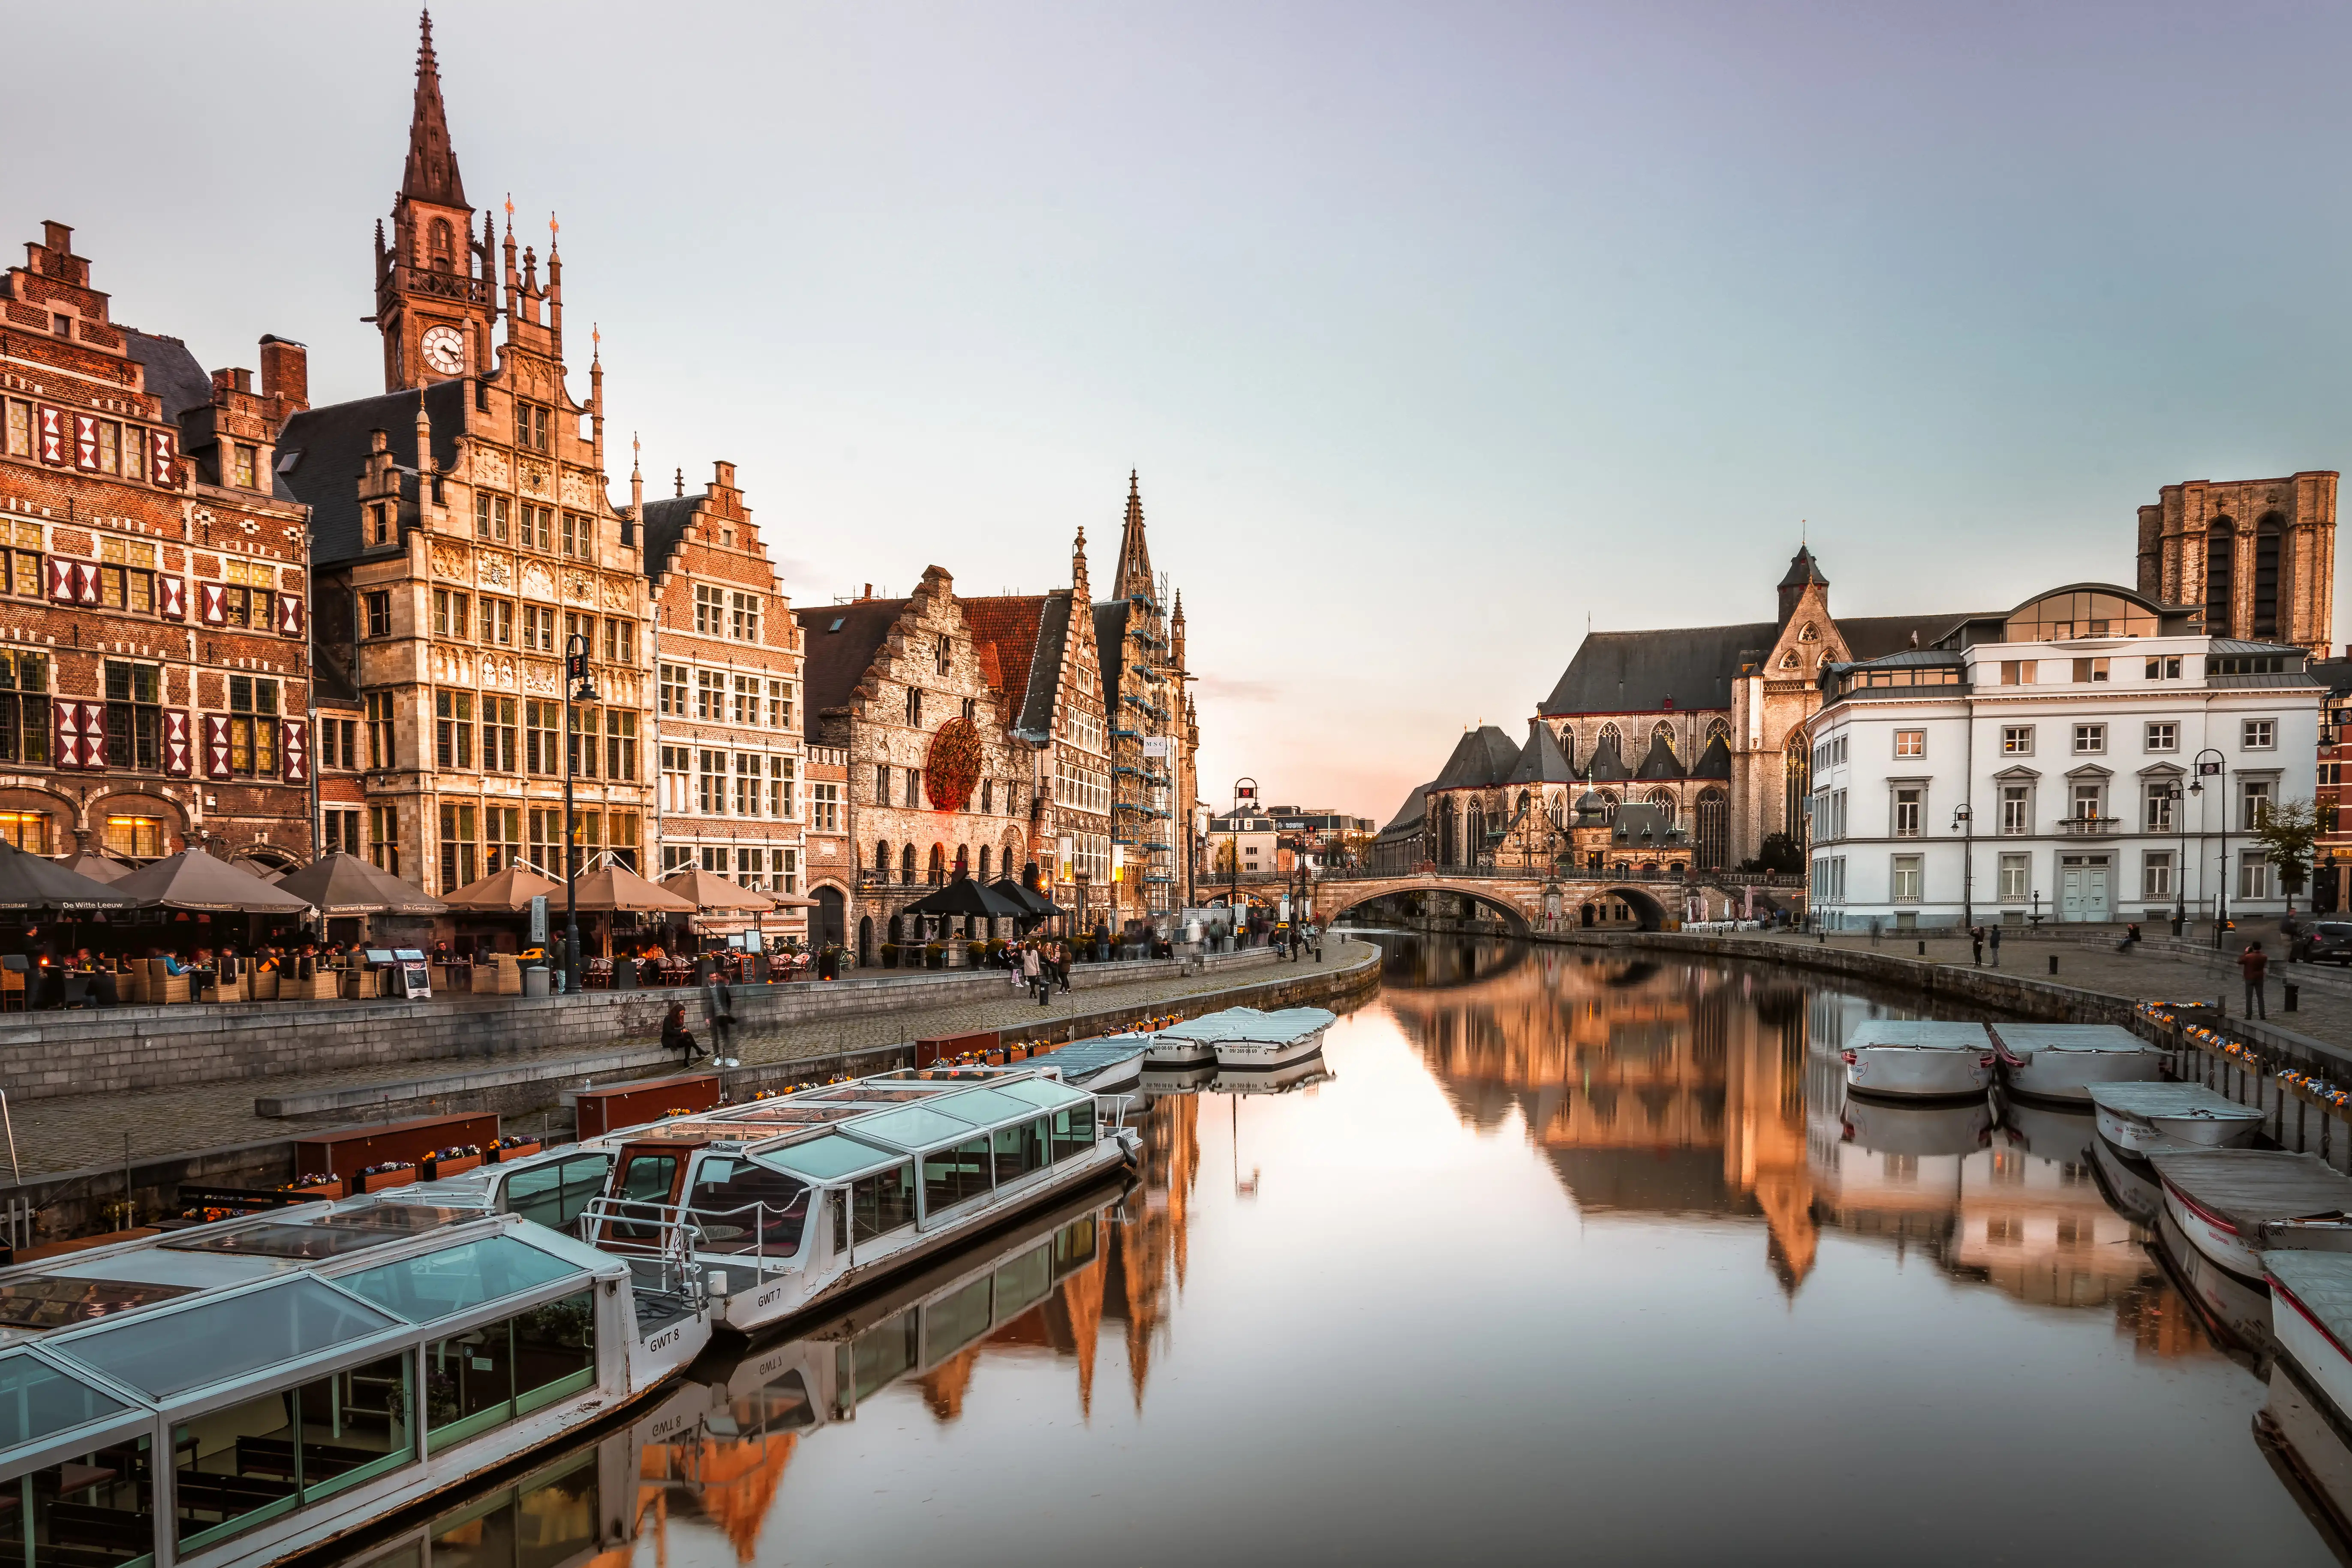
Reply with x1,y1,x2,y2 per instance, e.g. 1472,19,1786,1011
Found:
1999,1047,2166,1102
2088,1132,2165,1228
2093,1102,2262,1153
1843,1047,1994,1101
2161,1174,2268,1282
2155,1206,2274,1353
2273,1270,2352,1438
1145,1038,1218,1068
1215,1033,1328,1071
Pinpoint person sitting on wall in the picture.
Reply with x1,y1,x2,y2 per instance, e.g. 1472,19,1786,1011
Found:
663,1001,703,1065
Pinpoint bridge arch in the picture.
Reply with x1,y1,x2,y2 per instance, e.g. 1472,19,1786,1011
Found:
1575,884,1668,931
1323,880,1535,935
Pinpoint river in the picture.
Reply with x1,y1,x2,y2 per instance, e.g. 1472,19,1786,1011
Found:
313,933,2338,1567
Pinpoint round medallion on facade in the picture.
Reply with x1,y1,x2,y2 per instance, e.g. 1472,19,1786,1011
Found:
923,718,982,811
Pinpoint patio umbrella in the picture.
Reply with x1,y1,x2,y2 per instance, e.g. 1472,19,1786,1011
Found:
109,846,314,915
441,864,562,912
0,840,140,912
659,867,777,912
274,852,448,917
905,876,1027,920
565,865,696,913
56,850,133,885
988,876,1064,919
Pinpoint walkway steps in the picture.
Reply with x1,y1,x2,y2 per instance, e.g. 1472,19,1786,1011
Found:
253,1042,683,1120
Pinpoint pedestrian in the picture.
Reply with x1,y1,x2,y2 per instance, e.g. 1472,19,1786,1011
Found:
1969,925,1984,967
663,1001,702,1065
703,968,738,1066
1008,942,1027,991
1023,943,1047,1007
1053,939,1071,995
1988,924,2002,968
2241,940,2270,1020
2116,921,2141,954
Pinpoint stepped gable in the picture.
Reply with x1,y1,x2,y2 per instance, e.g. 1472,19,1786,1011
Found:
792,596,909,744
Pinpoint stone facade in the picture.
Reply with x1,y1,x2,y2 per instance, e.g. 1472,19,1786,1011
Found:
644,458,806,932
277,18,655,894
0,220,315,870
2137,472,2338,655
802,742,849,948
1093,476,1194,923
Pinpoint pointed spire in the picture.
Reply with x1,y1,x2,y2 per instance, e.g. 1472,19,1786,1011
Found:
1113,469,1154,606
400,9,467,208
674,466,685,499
1071,525,1091,601
630,434,644,519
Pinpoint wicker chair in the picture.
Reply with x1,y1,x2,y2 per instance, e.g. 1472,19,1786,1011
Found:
250,969,281,1002
201,970,248,1005
0,960,24,1014
145,960,192,1005
120,964,147,1005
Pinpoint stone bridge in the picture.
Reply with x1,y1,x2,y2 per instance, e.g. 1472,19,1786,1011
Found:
1301,870,1804,933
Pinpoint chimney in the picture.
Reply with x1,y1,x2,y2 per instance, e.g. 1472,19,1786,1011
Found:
259,336,309,415
713,460,736,491
41,220,71,255
211,367,253,398
862,583,873,600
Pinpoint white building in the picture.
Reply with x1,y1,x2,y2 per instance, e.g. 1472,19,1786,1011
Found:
1805,584,2322,930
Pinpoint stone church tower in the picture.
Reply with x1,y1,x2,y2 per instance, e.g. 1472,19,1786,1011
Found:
2136,472,2337,654
374,11,495,395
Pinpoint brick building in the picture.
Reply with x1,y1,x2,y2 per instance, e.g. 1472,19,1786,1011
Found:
802,741,849,950
2137,473,2338,656
0,220,315,870
643,457,807,935
1092,476,1195,923
276,18,656,894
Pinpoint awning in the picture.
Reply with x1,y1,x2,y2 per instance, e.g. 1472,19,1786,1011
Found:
107,847,314,916
987,877,1063,918
273,852,448,917
54,851,133,885
0,841,140,912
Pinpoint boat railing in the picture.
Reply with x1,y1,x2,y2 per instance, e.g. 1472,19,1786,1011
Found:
1096,1092,1137,1131
580,1194,796,1282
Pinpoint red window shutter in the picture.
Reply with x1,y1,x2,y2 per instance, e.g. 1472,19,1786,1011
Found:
72,413,99,472
76,702,107,771
72,563,100,605
45,557,74,603
199,582,227,624
157,576,186,620
162,710,192,777
51,705,77,772
277,595,305,638
149,428,177,485
281,718,309,783
203,714,233,779
34,406,65,466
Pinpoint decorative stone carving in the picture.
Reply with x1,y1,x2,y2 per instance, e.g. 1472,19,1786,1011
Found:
522,462,550,496
480,555,512,589
566,573,593,603
524,662,558,693
521,563,555,601
430,545,467,580
560,469,593,509
497,656,516,691
601,578,634,611
475,446,510,490
478,655,495,687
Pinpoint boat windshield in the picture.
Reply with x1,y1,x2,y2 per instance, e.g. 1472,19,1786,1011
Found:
0,1349,131,1449
333,1234,588,1325
0,1276,199,1332
48,1277,398,1401
686,1159,811,1256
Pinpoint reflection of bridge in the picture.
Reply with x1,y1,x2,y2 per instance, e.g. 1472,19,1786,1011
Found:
1312,867,1804,933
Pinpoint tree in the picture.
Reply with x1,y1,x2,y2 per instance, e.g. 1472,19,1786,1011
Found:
2246,797,2320,911
1753,832,1805,876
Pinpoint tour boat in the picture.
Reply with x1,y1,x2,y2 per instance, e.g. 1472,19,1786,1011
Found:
2087,1082,2265,1155
1990,1092,2092,1162
1149,1006,1338,1071
1988,1023,2166,1102
2270,1251,2352,1444
1838,1020,1996,1101
1038,1034,1153,1095
2154,1206,2275,1356
2152,1151,2352,1282
1838,1095,1994,1157
563,1063,1140,1338
0,1189,709,1568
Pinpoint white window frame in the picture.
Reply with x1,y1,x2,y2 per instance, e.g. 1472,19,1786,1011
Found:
1893,729,1925,759
1997,852,2030,902
2242,718,2277,751
2141,851,2173,900
1890,853,1923,903
2001,725,2033,756
2072,723,2105,756
2143,722,2177,752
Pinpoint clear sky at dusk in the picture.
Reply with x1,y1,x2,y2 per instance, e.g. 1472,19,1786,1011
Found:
15,2,2352,823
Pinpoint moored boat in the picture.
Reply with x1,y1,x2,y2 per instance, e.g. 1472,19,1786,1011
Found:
1989,1023,2166,1102
2152,1151,2352,1282
1211,1057,1335,1096
1991,1091,2093,1161
2153,1205,2275,1355
0,1190,710,1568
1839,1020,1995,1101
2268,1251,2352,1445
1838,1094,1994,1157
1149,1006,1337,1071
2256,1334,2352,1560
2087,1082,2265,1154
1037,1033,1152,1094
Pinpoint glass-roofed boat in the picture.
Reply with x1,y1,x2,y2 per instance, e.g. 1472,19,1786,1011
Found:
0,1190,710,1568
403,1062,1139,1339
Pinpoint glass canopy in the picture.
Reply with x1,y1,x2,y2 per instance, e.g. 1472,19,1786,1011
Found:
49,1276,398,1400
924,1087,1044,1126
758,1134,904,1183
2003,590,2158,642
848,1103,980,1152
162,1204,469,1261
334,1234,586,1325
0,1350,130,1449
986,1077,1091,1111
0,1275,199,1331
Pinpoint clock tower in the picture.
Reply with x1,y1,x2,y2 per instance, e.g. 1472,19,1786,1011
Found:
375,9,493,393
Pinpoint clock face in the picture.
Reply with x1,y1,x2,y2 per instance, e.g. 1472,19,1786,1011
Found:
420,325,465,376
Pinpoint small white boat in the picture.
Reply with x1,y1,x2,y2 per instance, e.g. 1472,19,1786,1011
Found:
1991,1092,2093,1162
2155,1206,2274,1354
1153,1006,1337,1071
2088,1082,2265,1154
1036,1034,1152,1094
1839,1020,1995,1100
1989,1023,2166,1102
1140,1062,1220,1095
1211,1058,1334,1096
2152,1151,2352,1282
2268,1251,2352,1444
2087,1129,2167,1228
2257,1335,2352,1554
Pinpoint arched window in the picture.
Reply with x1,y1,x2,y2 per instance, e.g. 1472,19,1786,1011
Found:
1705,717,1731,749
979,846,992,882
901,843,917,882
428,218,454,272
1516,789,1531,821
2254,514,2283,639
1437,798,1458,865
1645,788,1676,820
1558,725,1576,768
1779,650,1800,669
1651,722,1676,763
1599,790,1621,823
2206,518,2236,633
1696,787,1728,870
1796,622,1818,642
1598,722,1622,761
1784,730,1811,846
927,844,946,886
1465,803,1486,864
875,840,890,878
953,844,969,878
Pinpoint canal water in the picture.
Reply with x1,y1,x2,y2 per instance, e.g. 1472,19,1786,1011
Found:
318,934,2337,1567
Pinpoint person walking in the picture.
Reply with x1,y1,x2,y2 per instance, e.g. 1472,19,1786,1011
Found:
1969,925,1984,967
1023,943,1047,1007
663,1001,703,1065
1988,924,2002,968
2241,940,2270,1020
703,968,738,1066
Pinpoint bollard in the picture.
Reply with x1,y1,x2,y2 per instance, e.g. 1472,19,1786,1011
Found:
2286,982,2300,1013
2048,954,2058,975
1917,941,1926,956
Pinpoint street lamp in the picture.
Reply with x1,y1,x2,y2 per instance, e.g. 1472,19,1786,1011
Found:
562,632,600,996
2164,779,2187,935
1230,777,1255,948
1951,802,1973,933
2192,746,2227,948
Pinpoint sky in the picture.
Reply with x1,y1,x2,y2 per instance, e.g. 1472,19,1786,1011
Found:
14,1,2352,824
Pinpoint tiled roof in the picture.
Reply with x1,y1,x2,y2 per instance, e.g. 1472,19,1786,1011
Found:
122,330,212,426
962,595,1049,715
1506,721,1576,785
1540,610,1990,715
1376,780,1435,837
1689,734,1732,780
791,599,907,743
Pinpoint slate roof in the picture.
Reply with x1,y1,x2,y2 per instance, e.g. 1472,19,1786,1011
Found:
639,495,698,582
1586,734,1630,781
1778,546,1828,591
1376,780,1436,840
1430,726,1522,791
1540,610,1990,715
274,381,468,566
1506,721,1576,785
1095,601,1130,701
1609,803,1681,846
123,330,212,426
793,599,907,744
1689,734,1732,780
2310,657,2352,697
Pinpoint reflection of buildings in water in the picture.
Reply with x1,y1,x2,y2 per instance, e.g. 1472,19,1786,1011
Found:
1389,948,1820,1292
1376,933,1528,990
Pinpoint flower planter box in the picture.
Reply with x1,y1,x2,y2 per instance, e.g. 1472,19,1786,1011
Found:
421,1155,482,1181
485,1141,542,1165
286,1180,343,1201
352,1168,417,1194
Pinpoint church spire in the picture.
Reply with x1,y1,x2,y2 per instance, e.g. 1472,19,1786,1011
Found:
401,10,467,209
1113,469,1155,606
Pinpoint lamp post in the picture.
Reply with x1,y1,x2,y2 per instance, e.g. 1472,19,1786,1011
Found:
2193,747,2227,948
2166,779,2188,935
562,632,599,996
1230,777,1254,947
1952,802,1973,934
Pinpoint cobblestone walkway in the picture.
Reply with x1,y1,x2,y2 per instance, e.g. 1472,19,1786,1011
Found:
18,943,1372,1178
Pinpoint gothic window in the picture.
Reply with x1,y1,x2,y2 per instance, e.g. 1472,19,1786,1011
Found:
900,843,917,882
1645,788,1676,818
1466,803,1486,863
1517,789,1531,820
1705,718,1731,749
927,844,946,886
1780,651,1799,669
1598,791,1621,823
1598,722,1621,760
2205,518,2235,632
1557,725,1575,767
1696,788,1728,870
1784,730,1811,847
2254,514,2283,639
1651,722,1676,761
1797,623,1818,642
428,219,455,273
874,840,890,878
